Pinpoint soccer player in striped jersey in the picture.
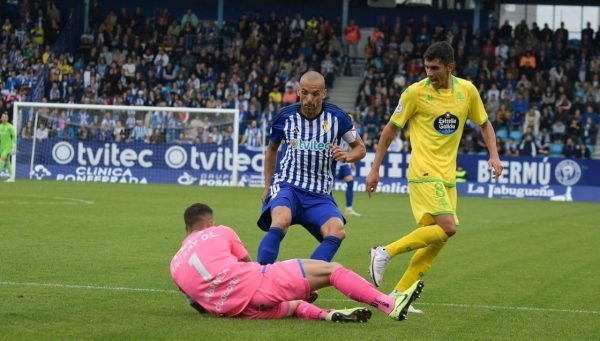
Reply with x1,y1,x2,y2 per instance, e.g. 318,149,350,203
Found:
257,71,366,265
366,42,504,313
336,139,361,216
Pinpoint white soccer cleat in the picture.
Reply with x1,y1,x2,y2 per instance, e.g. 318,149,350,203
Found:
369,246,391,287
5,178,15,183
390,290,424,314
345,208,361,216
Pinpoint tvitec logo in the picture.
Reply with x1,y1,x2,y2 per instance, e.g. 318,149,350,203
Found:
52,141,153,168
289,139,331,151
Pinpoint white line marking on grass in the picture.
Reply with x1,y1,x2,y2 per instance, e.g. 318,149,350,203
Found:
2,281,599,316
2,194,94,205
0,281,176,294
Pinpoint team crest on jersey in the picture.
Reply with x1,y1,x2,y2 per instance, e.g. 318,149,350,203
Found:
434,112,459,135
321,120,331,133
395,102,403,113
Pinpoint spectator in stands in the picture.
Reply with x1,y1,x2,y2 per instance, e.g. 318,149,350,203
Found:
505,137,519,156
563,137,578,158
537,128,552,156
518,133,539,157
344,19,361,62
282,84,298,105
21,121,34,140
35,122,49,143
582,117,598,145
523,107,541,136
577,143,592,159
129,119,149,143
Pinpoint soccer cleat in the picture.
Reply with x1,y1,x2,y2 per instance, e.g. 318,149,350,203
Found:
369,246,391,287
326,307,372,323
308,290,319,303
388,280,424,321
390,290,424,314
344,209,362,217
5,178,14,183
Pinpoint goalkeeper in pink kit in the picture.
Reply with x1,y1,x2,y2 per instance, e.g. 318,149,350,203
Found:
170,203,424,322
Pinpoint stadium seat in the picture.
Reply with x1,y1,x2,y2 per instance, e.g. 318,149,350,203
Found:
496,130,508,140
550,143,564,157
510,131,523,142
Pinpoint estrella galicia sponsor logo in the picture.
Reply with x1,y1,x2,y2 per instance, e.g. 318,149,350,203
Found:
52,142,75,164
434,112,459,135
289,139,330,151
554,159,581,186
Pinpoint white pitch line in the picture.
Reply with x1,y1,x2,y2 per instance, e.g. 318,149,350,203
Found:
5,194,95,205
1,281,599,316
0,201,82,205
0,281,176,294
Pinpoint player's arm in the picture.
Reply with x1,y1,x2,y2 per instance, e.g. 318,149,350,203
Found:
262,140,280,202
479,121,503,180
366,122,399,197
331,134,366,163
183,293,207,314
468,82,503,180
10,124,16,154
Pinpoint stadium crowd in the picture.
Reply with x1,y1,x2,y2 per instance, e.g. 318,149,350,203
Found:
1,2,599,159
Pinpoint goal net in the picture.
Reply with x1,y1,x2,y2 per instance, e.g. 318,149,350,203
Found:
13,102,240,185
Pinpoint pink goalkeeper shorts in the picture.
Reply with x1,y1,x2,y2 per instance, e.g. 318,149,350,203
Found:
237,259,310,319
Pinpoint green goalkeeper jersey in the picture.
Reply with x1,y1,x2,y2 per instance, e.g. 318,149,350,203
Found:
0,123,16,151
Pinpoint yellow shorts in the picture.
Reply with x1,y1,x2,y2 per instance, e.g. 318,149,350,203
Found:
408,181,459,226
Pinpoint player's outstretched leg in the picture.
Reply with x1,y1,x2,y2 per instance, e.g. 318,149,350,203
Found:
388,280,424,321
302,260,423,322
294,301,371,323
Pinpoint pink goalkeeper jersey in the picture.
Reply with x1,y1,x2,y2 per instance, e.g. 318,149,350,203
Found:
170,225,262,317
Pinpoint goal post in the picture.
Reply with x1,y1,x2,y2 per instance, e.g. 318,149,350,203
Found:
13,101,241,185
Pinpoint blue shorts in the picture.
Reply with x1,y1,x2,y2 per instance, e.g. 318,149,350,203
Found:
257,184,345,242
336,164,352,180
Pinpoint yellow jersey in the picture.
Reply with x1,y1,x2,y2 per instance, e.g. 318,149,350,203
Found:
390,76,488,186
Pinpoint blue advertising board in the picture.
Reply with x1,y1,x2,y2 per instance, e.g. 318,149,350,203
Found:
15,138,600,202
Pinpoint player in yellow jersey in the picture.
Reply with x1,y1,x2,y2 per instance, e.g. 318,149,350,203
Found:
365,42,503,313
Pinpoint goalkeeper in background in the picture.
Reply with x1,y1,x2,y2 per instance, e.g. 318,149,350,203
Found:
0,112,16,182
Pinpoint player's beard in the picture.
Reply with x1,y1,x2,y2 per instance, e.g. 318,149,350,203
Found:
301,103,321,119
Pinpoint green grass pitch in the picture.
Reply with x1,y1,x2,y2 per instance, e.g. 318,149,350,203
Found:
1,180,599,339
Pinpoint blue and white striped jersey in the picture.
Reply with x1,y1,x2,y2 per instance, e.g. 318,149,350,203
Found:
270,102,356,195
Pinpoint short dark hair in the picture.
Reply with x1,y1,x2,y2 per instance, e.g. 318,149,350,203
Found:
424,41,455,65
184,203,213,228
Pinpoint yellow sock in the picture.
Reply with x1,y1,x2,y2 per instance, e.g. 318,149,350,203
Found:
394,241,445,292
385,224,448,257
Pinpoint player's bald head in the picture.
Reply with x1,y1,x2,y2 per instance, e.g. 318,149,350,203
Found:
300,71,325,89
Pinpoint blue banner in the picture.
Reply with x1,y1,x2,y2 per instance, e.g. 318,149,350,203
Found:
15,139,600,202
